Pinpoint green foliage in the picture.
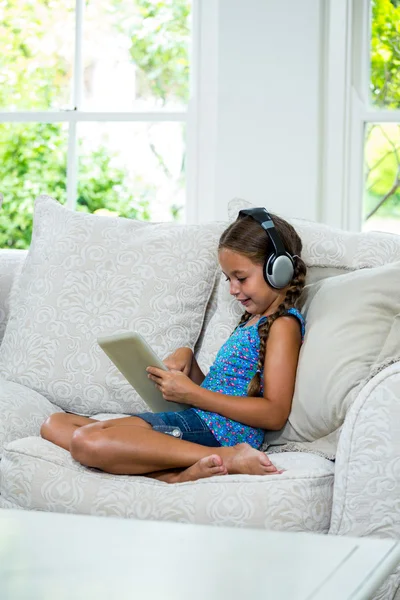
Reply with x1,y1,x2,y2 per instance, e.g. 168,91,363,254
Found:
0,0,190,249
0,0,73,110
77,149,152,221
0,122,151,248
364,0,400,221
0,123,66,248
127,0,190,104
371,0,400,108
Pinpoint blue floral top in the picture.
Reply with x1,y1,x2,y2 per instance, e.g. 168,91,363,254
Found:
194,308,305,449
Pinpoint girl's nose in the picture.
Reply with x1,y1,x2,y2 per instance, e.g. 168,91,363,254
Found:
229,280,240,296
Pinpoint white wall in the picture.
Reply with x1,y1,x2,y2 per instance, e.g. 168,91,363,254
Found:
194,0,324,224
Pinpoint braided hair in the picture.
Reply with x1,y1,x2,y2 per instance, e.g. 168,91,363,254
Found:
219,213,307,397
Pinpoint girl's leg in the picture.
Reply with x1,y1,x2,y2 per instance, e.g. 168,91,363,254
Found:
40,413,151,452
41,412,230,482
68,419,279,476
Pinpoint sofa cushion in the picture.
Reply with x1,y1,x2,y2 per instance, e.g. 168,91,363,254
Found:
266,260,400,446
0,496,20,510
0,379,62,459
0,250,27,345
0,197,222,415
222,199,400,449
0,436,334,532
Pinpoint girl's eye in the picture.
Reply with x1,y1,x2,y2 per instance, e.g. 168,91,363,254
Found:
224,275,246,282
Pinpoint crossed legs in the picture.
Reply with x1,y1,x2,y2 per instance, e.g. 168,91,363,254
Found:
40,413,280,482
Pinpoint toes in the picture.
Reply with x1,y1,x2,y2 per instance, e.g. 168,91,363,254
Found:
205,454,223,468
263,464,278,472
259,454,273,467
210,465,227,476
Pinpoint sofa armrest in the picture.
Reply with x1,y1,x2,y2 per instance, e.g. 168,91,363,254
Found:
0,380,62,458
330,362,400,600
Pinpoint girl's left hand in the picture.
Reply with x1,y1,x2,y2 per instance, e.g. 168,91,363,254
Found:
146,367,197,403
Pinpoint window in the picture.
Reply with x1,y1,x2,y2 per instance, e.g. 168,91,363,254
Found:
0,0,192,249
363,0,400,233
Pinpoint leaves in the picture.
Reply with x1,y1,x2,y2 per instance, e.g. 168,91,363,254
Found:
0,0,191,248
371,0,400,108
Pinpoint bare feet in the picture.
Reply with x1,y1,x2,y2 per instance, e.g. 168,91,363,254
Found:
148,454,228,484
221,443,282,476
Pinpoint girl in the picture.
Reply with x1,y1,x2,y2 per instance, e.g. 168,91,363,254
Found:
41,209,306,483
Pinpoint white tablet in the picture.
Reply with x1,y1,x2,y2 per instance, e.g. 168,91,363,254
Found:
97,332,187,413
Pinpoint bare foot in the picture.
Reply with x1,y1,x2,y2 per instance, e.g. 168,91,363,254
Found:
221,443,282,476
148,455,228,484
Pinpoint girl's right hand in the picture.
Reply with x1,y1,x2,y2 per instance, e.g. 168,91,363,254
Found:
163,347,193,376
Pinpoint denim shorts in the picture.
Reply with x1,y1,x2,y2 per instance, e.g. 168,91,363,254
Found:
135,408,221,447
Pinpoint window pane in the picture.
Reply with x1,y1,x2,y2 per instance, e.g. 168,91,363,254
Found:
0,123,68,248
83,0,191,110
76,122,185,221
370,0,400,109
0,1,75,110
363,123,400,234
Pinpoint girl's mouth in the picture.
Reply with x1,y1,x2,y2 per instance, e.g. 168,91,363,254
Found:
239,298,251,306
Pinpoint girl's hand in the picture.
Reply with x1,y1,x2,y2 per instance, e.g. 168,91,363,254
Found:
146,367,197,404
163,347,193,376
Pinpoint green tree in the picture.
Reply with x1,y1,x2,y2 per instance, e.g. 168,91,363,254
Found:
371,0,400,108
127,0,190,104
365,0,400,221
0,0,190,248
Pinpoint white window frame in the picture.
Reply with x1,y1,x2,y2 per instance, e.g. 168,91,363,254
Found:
0,0,200,222
322,0,400,231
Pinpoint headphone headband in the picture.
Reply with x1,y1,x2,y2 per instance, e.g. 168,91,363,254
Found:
238,208,287,258
237,207,294,289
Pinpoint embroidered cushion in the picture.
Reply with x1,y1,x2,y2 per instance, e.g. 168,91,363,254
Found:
0,196,222,415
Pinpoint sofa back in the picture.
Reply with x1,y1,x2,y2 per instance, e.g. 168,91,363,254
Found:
2,217,400,370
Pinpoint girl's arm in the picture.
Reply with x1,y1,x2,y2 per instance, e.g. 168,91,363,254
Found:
148,316,302,431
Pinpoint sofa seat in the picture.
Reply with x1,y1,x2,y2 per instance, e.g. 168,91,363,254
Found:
0,435,334,532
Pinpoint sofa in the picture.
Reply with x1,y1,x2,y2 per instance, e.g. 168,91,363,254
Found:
0,196,400,599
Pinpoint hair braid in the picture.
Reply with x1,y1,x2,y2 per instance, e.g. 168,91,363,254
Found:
238,311,252,327
246,256,307,397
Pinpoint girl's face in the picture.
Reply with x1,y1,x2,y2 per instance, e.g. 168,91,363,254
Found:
219,248,285,316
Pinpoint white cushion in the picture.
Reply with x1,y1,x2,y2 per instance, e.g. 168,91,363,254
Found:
225,198,400,447
0,379,62,458
1,436,334,532
0,250,27,344
265,261,400,445
0,197,222,415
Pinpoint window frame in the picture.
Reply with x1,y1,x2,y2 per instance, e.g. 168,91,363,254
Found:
0,0,197,221
323,0,400,231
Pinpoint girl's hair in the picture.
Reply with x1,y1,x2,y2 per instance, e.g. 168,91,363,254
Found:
219,213,307,397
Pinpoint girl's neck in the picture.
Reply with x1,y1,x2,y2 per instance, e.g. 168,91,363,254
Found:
259,294,287,318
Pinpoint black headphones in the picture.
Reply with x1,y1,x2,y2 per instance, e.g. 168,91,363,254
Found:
237,208,295,289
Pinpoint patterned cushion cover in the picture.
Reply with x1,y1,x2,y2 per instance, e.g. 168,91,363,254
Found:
0,197,223,415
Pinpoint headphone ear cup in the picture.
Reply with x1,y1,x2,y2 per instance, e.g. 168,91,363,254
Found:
265,254,294,289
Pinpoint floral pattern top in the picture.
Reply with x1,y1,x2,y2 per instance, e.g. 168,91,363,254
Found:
194,308,305,448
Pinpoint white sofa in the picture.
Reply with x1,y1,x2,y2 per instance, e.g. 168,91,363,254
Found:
0,197,400,599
